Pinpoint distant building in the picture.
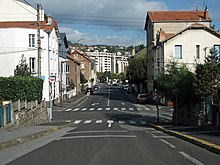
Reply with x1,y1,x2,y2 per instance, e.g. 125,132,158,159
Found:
85,51,129,74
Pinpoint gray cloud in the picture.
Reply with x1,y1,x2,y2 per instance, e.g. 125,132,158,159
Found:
27,0,168,45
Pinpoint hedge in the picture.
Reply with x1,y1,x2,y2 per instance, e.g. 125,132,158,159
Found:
0,76,43,102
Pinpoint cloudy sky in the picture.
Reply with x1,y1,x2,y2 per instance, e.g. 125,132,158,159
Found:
26,0,220,46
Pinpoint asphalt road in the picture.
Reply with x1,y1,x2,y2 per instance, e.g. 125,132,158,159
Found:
2,84,220,165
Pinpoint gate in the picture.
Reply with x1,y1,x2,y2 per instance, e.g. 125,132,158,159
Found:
0,106,3,127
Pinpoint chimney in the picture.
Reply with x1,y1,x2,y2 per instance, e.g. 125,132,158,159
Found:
204,6,208,20
46,14,52,25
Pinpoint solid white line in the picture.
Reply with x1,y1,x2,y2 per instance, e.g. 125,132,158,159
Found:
84,120,92,124
153,135,176,139
108,87,110,106
78,97,88,106
95,120,103,124
60,135,137,139
160,139,176,148
67,130,128,134
107,120,113,127
179,151,205,165
73,120,81,124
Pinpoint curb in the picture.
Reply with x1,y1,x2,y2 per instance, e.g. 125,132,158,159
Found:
0,122,72,151
149,123,220,155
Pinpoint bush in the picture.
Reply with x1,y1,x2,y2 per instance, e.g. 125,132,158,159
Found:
0,76,43,101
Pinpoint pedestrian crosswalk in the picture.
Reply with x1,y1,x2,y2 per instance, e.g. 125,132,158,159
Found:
55,107,153,112
66,119,148,126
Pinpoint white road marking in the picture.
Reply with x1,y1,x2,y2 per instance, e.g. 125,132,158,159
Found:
60,135,137,140
140,121,147,125
145,107,150,111
160,139,176,148
78,97,88,106
122,103,125,105
73,120,81,124
95,120,103,124
106,108,111,111
107,120,113,127
137,108,142,111
129,108,134,111
179,151,205,165
84,120,92,124
72,108,80,112
81,108,87,111
108,88,110,106
65,120,71,123
152,135,176,139
97,108,102,111
118,121,125,124
121,108,126,111
65,109,72,112
129,121,136,124
56,110,62,112
89,108,95,111
68,130,128,134
113,108,118,111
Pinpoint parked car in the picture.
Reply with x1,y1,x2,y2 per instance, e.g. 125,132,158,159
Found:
136,94,152,104
127,86,134,94
123,84,130,91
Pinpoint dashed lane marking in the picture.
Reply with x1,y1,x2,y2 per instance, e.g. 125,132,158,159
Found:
179,151,205,165
95,120,103,124
84,120,92,124
65,109,72,112
73,120,81,124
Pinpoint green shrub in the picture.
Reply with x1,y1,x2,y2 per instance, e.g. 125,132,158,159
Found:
0,76,43,101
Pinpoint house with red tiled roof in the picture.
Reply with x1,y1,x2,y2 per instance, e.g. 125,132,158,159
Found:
71,50,96,85
66,54,81,95
0,0,61,102
144,7,220,92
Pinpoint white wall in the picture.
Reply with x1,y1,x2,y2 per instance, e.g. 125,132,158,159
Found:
0,0,44,22
164,29,220,72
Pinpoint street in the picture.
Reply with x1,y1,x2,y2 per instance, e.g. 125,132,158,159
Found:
1,84,220,165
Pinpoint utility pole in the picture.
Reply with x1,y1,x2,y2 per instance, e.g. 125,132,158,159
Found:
37,4,41,78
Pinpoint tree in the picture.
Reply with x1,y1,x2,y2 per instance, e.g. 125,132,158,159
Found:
194,47,219,102
126,54,147,83
80,72,87,84
14,55,31,76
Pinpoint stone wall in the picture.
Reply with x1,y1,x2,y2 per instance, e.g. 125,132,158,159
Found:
13,106,48,128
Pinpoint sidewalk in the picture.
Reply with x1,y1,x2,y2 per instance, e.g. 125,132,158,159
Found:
0,93,87,151
128,91,220,154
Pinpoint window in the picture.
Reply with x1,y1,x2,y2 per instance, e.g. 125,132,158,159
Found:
66,77,70,85
214,45,220,57
29,34,35,47
29,57,36,73
175,45,182,59
196,45,200,59
66,65,70,73
81,63,85,69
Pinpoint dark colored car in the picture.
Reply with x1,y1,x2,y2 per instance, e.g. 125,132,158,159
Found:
136,94,151,104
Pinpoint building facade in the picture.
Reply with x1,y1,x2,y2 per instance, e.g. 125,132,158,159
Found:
144,8,217,91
